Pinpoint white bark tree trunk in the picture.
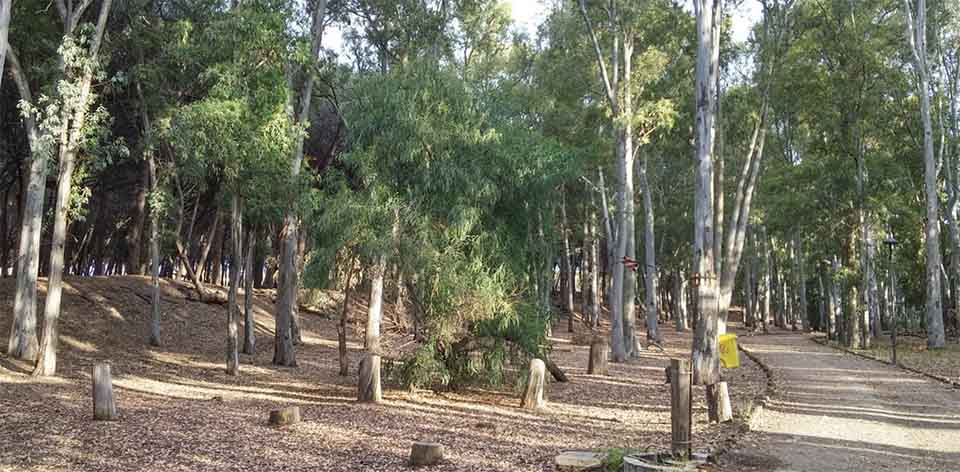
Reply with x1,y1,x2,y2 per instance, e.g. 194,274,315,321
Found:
904,0,945,348
226,195,241,376
33,0,114,376
638,155,659,342
692,0,721,387
243,226,255,355
6,47,44,362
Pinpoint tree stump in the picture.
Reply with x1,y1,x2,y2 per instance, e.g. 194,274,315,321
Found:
268,406,301,426
669,359,691,457
409,441,444,467
706,381,732,423
587,340,608,375
92,362,117,421
521,358,546,409
357,354,382,403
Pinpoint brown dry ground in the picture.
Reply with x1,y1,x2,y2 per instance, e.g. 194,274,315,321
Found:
0,276,763,471
721,331,960,472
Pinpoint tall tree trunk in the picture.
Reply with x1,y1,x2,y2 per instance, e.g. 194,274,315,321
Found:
846,228,861,348
905,0,945,348
760,226,771,332
796,236,807,331
243,226,255,355
692,0,721,386
127,163,148,275
638,155,660,342
339,255,357,376
226,195,241,376
210,223,225,286
560,188,575,332
6,47,44,361
620,36,639,358
135,78,162,347
274,0,328,366
587,209,601,327
32,0,113,375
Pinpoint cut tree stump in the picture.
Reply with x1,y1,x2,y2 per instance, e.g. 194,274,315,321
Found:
92,362,118,421
358,354,382,403
521,358,546,409
409,441,444,467
706,381,732,423
587,340,608,375
268,406,301,426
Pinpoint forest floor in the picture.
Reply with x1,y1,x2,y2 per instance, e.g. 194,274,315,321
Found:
0,276,763,472
720,331,960,471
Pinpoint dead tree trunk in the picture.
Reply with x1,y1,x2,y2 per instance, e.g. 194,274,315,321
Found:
587,340,608,375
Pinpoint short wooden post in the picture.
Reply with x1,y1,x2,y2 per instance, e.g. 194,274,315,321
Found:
669,358,690,458
92,362,117,421
357,354,382,403
706,381,733,423
409,441,444,467
521,358,546,409
268,406,301,426
587,340,608,375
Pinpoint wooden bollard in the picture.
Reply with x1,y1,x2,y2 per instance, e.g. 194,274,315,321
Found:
357,354,382,403
707,381,733,423
409,441,444,467
92,362,118,421
268,406,301,426
587,340,608,375
669,358,690,458
521,358,546,409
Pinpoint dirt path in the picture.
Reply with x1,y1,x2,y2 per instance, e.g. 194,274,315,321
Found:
721,332,960,471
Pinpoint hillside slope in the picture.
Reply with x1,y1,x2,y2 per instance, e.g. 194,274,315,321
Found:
0,276,761,471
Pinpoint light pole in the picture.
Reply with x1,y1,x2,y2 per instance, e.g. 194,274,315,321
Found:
883,229,898,365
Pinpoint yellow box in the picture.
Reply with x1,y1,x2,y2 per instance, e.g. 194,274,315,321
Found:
719,333,740,368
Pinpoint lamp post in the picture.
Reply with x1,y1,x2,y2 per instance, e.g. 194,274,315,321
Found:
883,229,899,365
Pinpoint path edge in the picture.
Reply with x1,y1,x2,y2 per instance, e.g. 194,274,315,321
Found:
811,336,960,389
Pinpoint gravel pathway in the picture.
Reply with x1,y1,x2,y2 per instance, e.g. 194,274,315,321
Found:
721,332,960,471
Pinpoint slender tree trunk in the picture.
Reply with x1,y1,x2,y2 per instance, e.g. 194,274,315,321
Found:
127,163,148,275
638,155,660,342
32,0,113,375
339,255,357,376
560,188,575,332
242,226,255,355
274,0,327,366
846,228,861,348
692,0,721,386
797,236,807,331
621,36,639,358
905,0,945,348
226,195,241,376
7,57,44,360
32,148,77,376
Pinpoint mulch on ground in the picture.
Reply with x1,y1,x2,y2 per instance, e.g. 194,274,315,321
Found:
0,276,763,471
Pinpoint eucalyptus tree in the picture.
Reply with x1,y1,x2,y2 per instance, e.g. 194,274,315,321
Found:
274,0,328,367
904,0,945,348
14,0,116,376
575,0,682,359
